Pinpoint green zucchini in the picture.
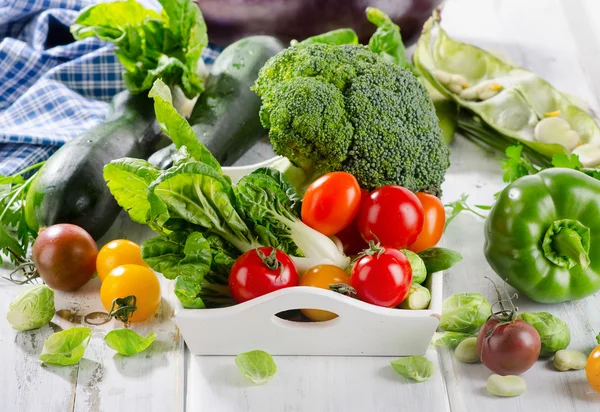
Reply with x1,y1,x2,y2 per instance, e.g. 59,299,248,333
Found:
25,92,161,240
148,35,284,168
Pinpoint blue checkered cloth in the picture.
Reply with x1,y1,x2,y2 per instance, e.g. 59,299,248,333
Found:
0,0,221,175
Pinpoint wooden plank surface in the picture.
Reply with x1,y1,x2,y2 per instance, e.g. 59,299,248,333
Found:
3,0,600,411
189,0,600,411
0,216,184,412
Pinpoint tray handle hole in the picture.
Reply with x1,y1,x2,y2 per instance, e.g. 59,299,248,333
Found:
273,308,340,325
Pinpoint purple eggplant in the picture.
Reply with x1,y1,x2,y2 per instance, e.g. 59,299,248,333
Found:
195,0,442,47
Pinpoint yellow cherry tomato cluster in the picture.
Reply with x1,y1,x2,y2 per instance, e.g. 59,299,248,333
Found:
96,240,160,322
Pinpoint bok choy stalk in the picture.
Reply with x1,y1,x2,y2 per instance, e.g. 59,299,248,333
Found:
105,80,350,308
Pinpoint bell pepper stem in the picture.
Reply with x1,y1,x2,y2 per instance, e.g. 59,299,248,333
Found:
552,228,591,270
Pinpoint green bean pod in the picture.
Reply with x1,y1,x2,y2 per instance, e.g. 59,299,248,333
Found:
414,10,600,166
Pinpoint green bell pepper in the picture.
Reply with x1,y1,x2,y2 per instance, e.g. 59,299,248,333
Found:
484,168,600,303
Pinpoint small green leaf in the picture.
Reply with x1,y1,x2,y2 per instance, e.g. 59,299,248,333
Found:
295,29,358,47
501,144,539,183
390,356,434,382
418,247,463,273
596,333,600,345
551,153,582,169
444,193,488,230
105,329,156,356
39,327,92,366
235,350,277,385
431,331,476,349
366,7,416,74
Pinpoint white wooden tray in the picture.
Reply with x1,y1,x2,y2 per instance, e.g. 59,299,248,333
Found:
175,271,442,356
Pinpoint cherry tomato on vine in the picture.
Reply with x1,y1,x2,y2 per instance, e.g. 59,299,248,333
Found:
97,239,146,281
299,265,351,321
351,246,412,308
229,247,298,303
302,172,362,236
334,189,369,255
477,317,541,375
357,185,424,250
586,345,600,392
100,264,161,322
408,193,445,253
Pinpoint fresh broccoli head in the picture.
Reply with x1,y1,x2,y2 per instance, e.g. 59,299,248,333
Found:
253,44,450,193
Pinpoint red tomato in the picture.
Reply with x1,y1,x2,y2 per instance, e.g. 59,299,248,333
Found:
302,172,361,236
477,317,541,375
229,247,298,303
409,193,445,253
351,246,412,307
334,189,369,255
357,185,424,250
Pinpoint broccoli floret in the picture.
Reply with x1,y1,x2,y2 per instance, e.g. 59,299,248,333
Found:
253,44,450,194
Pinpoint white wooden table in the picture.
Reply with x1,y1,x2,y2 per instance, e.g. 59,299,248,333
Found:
3,0,600,410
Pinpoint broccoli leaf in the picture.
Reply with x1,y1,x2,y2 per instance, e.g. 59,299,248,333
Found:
71,0,207,98
294,29,358,47
149,79,221,172
105,329,156,356
104,158,162,224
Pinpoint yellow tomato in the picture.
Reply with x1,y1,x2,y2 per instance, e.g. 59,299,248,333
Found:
587,345,600,392
299,265,351,322
100,264,160,322
97,239,146,281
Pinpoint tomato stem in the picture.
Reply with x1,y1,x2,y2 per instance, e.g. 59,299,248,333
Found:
108,295,138,327
255,248,284,275
359,238,386,258
485,277,519,338
329,283,357,298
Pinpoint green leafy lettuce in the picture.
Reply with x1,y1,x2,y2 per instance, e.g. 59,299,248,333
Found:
106,79,350,309
105,329,156,356
71,0,208,98
39,327,92,366
235,350,277,385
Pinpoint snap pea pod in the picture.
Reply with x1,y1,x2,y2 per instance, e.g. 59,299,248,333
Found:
414,10,600,166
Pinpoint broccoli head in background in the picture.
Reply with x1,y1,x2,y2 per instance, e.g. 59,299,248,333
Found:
253,44,450,194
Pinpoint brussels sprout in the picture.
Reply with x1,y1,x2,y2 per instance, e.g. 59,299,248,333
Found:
439,292,491,333
402,250,427,284
518,312,570,357
6,285,55,331
399,283,431,310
